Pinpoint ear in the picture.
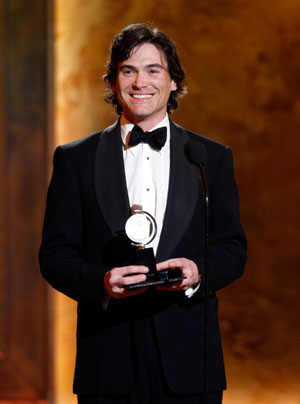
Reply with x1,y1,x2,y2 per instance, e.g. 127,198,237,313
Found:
170,80,177,91
111,84,116,93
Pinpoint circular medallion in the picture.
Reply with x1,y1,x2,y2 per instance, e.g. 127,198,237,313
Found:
125,210,157,246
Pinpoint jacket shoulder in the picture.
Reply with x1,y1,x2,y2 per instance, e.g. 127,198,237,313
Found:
54,121,119,161
60,132,101,153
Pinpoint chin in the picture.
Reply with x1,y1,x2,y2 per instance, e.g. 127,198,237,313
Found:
129,110,153,120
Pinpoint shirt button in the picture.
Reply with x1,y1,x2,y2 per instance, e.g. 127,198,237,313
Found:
146,188,150,191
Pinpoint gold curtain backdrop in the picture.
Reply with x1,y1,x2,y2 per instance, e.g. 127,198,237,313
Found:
52,1,300,403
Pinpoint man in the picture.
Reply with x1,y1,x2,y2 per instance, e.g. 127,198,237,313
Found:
39,23,247,404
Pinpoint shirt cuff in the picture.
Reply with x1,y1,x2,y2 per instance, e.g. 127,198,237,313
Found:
185,282,201,298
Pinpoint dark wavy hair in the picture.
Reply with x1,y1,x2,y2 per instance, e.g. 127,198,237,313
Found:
103,23,187,114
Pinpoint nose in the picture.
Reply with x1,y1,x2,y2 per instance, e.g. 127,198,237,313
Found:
133,72,147,89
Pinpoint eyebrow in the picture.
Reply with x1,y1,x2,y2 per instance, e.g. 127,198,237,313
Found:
120,63,165,70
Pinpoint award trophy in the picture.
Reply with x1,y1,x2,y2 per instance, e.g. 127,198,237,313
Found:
124,209,183,290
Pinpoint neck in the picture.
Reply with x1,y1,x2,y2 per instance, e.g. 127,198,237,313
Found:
122,113,168,132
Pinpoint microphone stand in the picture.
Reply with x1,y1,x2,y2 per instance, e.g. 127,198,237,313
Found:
197,163,210,404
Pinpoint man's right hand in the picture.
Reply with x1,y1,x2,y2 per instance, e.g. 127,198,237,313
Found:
104,265,149,298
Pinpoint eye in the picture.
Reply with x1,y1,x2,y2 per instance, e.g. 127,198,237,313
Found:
122,69,133,76
149,68,160,74
120,67,135,77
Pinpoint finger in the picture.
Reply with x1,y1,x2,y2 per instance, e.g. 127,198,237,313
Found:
118,265,149,276
156,260,171,271
122,273,147,286
156,258,187,271
110,273,147,289
156,260,178,271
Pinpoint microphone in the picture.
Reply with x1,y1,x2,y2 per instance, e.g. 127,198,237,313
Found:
185,140,209,403
185,141,209,221
184,141,207,166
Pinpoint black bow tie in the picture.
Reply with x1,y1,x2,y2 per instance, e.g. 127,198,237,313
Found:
128,125,167,151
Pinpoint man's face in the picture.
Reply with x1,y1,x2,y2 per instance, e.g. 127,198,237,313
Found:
112,43,177,130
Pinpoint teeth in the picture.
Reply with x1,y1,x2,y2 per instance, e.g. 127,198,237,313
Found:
132,94,153,98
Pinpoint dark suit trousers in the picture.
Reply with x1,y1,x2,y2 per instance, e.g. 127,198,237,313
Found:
77,317,223,404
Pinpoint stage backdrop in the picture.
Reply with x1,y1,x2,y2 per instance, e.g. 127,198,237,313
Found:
0,1,50,402
53,0,300,403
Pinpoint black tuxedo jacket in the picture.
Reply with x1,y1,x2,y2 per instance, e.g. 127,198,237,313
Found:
39,120,247,396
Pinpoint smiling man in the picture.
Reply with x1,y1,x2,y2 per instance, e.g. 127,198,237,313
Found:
39,23,247,404
112,43,177,130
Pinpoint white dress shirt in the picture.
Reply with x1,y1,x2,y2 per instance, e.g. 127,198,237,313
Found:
121,114,170,254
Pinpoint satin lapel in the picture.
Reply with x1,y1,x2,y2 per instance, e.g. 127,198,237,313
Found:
156,121,200,262
94,121,130,235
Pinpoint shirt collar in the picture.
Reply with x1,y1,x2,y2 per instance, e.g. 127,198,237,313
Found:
120,114,170,154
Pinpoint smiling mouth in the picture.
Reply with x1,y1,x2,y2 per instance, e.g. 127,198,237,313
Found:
131,94,154,99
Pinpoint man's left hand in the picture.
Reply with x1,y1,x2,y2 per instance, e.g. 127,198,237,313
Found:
155,258,201,291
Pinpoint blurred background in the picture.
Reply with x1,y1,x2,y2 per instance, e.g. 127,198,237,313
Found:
0,0,299,403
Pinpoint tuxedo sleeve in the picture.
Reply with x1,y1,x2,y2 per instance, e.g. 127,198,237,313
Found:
193,145,247,293
39,146,107,308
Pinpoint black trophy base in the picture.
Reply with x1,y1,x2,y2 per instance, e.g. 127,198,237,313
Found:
124,247,183,290
125,269,183,290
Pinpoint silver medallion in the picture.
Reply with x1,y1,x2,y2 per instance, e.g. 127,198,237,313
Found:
125,210,157,247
